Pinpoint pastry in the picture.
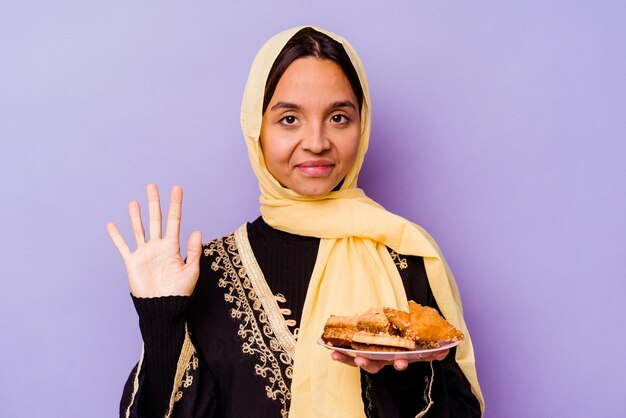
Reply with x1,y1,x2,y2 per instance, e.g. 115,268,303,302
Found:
351,331,416,351
406,301,464,348
321,314,359,347
321,300,464,352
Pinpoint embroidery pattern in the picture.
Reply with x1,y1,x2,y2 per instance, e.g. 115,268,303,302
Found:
235,226,297,359
389,250,408,270
166,327,197,418
204,232,292,417
363,374,376,418
124,346,144,418
177,352,199,399
415,362,435,418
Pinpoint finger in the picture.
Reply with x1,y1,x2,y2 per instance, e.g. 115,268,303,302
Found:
331,351,389,373
419,349,449,363
331,351,357,367
393,358,409,371
434,349,449,361
354,356,386,374
128,200,146,247
184,231,203,269
353,356,368,369
106,222,131,259
164,185,183,240
146,184,162,240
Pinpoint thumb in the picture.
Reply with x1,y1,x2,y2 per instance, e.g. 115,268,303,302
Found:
185,231,203,269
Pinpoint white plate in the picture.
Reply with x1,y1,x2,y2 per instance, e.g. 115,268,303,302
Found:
317,337,459,361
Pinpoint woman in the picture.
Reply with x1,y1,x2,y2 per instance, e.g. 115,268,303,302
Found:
108,26,484,417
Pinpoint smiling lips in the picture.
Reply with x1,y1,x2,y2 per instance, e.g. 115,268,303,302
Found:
295,160,335,177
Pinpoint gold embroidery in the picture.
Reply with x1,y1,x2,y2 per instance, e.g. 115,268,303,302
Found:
364,374,375,418
415,362,436,418
204,231,292,417
124,346,144,418
235,225,297,357
165,325,197,418
389,250,408,270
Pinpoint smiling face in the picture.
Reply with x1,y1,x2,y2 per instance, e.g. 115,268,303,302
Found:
260,57,361,197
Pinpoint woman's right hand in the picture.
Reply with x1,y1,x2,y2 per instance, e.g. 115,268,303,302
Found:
106,184,202,298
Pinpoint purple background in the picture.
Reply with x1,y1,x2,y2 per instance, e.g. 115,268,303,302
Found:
1,2,625,417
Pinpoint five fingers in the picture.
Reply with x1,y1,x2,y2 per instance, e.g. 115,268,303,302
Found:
107,184,190,258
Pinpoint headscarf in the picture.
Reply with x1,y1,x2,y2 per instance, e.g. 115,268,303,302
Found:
241,26,484,417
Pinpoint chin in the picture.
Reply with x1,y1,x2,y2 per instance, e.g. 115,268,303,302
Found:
286,176,344,197
293,184,335,197
298,189,333,197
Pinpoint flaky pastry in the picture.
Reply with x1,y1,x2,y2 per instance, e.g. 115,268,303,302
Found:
321,300,464,352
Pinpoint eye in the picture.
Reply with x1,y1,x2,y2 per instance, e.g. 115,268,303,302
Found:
280,115,298,126
330,114,350,124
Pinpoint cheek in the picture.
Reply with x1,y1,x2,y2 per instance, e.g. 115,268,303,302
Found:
263,139,289,165
260,131,292,177
343,130,361,166
260,124,276,161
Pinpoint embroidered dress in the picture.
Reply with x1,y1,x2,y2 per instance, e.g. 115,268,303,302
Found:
120,218,480,418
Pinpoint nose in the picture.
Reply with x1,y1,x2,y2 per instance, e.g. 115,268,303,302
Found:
301,122,331,154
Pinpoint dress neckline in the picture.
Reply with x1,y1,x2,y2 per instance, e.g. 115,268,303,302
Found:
248,216,320,244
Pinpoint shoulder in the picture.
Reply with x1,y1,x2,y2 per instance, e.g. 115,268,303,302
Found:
200,222,253,259
195,231,239,289
191,231,241,308
201,231,237,257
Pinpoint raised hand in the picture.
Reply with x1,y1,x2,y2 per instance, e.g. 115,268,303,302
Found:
106,184,202,298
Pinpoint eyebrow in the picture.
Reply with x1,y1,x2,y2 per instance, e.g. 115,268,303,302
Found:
269,100,356,112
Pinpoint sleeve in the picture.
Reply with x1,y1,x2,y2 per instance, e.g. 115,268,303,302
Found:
119,296,218,418
364,252,481,417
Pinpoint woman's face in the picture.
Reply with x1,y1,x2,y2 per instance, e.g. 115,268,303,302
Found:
260,57,360,197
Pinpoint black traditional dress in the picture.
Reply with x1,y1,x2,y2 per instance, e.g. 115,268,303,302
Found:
121,217,480,418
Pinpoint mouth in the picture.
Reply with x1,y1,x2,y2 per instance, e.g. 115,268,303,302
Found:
295,160,335,177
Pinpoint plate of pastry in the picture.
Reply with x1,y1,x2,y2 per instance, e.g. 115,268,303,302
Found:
317,338,460,361
318,301,463,361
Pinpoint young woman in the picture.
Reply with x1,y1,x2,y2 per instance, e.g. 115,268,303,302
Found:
108,26,484,418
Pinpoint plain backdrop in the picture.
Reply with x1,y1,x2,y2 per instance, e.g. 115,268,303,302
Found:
1,1,625,417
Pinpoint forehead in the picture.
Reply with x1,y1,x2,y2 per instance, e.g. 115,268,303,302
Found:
270,57,356,102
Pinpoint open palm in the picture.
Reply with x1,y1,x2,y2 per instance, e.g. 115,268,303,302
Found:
107,184,202,297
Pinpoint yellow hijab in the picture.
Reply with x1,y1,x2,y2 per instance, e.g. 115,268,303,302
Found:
240,26,484,417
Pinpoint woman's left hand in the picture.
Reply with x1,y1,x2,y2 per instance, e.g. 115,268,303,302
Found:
330,349,449,374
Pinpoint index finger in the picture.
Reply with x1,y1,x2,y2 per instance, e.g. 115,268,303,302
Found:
164,185,183,240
